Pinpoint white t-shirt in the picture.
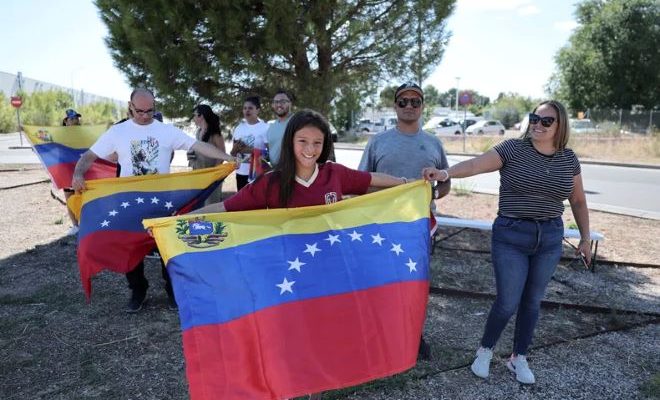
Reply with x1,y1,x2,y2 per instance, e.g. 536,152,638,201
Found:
90,119,196,177
232,119,269,175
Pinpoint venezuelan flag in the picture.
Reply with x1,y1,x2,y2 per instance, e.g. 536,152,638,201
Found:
69,164,235,299
144,181,432,400
23,125,117,189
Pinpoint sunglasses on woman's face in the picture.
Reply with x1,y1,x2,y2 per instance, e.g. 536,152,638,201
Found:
528,113,556,127
396,97,423,108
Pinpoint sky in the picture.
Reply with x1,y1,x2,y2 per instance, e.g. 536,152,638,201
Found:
0,0,579,103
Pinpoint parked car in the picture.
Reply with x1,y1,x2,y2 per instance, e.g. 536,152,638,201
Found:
356,119,376,135
570,119,599,134
465,120,506,135
513,114,530,132
458,118,482,130
426,118,463,135
383,117,398,131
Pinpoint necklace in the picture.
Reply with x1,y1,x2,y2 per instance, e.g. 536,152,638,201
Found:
544,150,560,174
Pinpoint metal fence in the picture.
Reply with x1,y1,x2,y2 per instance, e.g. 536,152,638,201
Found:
585,109,659,134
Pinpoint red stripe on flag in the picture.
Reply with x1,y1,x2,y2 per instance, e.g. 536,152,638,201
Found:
182,281,428,400
49,160,117,189
78,231,155,299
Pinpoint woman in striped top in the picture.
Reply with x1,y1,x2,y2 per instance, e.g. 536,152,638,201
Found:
423,100,591,385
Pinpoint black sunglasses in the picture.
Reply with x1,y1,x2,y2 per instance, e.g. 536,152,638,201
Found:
528,113,556,128
396,97,423,108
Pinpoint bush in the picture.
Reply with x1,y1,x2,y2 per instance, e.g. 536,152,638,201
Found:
0,89,123,129
0,93,16,133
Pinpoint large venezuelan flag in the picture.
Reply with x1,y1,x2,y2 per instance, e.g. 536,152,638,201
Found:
69,164,235,299
144,181,432,400
23,125,117,189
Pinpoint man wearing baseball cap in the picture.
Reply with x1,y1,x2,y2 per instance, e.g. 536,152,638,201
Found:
62,109,82,126
358,81,451,360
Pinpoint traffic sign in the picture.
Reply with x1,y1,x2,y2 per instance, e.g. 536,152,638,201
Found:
458,92,472,106
10,96,22,108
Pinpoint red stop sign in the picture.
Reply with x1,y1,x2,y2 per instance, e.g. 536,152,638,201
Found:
10,96,22,108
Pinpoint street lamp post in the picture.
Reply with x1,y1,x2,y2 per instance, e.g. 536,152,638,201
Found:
455,77,460,113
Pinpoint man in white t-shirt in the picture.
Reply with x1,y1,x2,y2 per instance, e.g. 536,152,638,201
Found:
72,88,235,313
230,96,269,191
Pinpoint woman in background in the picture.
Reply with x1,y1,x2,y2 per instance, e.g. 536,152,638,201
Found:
188,104,226,204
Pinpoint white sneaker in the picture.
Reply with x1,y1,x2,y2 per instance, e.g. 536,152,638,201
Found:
66,225,79,236
507,355,535,384
470,347,493,379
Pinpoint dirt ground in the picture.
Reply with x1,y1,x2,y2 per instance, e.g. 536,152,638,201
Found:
0,167,658,399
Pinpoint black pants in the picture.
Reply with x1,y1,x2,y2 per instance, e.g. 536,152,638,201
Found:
236,174,249,191
125,257,173,297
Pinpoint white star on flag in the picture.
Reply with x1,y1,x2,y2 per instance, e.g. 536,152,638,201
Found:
324,234,341,246
348,230,363,241
164,201,173,209
108,210,118,217
150,197,160,204
390,243,404,256
136,197,144,204
287,257,306,272
100,220,110,227
120,202,130,209
303,243,321,257
276,278,295,294
371,233,385,245
406,258,417,272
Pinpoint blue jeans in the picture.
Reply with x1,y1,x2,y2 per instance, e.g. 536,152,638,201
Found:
480,215,564,355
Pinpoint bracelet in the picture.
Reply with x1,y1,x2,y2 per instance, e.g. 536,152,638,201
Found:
441,170,450,182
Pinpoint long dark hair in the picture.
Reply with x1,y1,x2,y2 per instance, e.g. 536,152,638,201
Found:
193,104,222,142
272,109,334,207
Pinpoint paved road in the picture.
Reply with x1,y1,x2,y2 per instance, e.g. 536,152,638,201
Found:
2,133,658,220
334,146,660,221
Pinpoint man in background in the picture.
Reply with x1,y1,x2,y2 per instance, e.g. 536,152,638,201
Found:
358,82,451,360
62,109,83,235
265,89,293,167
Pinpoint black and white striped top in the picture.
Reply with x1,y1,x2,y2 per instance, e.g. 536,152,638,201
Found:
493,138,581,219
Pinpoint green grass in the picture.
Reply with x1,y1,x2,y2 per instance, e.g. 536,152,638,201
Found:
640,372,660,399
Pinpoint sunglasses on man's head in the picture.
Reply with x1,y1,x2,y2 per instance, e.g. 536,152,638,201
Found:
396,97,423,108
528,113,556,127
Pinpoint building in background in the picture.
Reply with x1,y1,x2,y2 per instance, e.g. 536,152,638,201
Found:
0,71,124,109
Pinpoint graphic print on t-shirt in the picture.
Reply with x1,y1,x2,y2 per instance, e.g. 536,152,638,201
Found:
238,135,256,164
130,136,160,175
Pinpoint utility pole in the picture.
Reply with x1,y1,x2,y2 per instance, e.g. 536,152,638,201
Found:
455,77,460,113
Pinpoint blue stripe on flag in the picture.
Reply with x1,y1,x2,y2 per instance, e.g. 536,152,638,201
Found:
34,143,86,167
78,188,213,239
169,219,430,330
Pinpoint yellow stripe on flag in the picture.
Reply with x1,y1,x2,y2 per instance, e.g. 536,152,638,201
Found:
143,180,431,264
23,125,109,148
68,163,236,221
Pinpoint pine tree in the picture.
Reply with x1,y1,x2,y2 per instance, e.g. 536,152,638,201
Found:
96,0,455,124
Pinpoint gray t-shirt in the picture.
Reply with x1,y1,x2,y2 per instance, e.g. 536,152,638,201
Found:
358,127,449,178
266,116,290,167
